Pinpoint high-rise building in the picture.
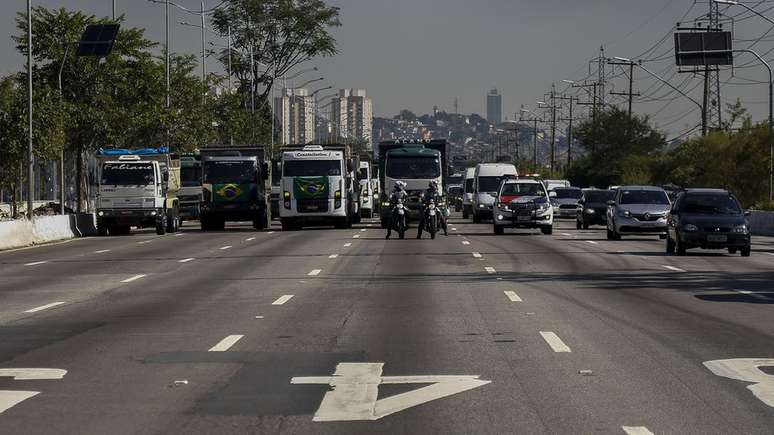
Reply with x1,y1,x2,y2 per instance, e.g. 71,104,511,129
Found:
274,88,316,145
487,88,502,125
331,88,373,149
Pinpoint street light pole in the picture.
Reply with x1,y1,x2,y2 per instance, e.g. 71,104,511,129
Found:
27,0,34,219
113,0,116,20
200,2,206,87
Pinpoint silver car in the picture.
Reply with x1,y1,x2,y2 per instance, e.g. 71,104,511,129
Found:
606,186,671,240
550,187,583,219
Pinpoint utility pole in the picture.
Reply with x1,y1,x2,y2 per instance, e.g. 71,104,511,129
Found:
519,107,542,168
200,2,206,89
27,0,34,219
707,1,722,129
573,81,600,153
557,95,577,167
540,84,558,173
608,58,640,118
112,0,116,20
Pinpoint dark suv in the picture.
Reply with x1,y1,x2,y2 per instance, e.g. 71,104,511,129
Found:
666,189,751,256
576,189,615,229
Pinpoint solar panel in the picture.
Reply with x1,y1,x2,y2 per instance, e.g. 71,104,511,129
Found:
77,24,120,57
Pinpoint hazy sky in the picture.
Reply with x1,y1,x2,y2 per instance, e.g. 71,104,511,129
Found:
1,1,773,138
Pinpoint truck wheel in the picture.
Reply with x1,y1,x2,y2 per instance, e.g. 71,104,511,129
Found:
741,246,751,257
494,225,504,235
253,215,268,230
200,216,210,231
156,215,167,235
462,207,469,219
281,218,296,231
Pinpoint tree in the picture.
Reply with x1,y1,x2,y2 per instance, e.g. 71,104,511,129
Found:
211,0,341,104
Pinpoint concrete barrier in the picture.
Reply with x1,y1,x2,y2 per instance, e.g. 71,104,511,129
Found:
749,211,774,236
0,213,96,251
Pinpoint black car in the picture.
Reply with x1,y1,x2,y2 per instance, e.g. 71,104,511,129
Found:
576,189,615,229
666,189,751,256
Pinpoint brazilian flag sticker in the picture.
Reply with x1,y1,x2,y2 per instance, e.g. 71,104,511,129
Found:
214,183,249,202
294,177,329,199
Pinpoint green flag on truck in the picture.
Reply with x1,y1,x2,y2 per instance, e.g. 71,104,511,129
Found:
294,177,329,199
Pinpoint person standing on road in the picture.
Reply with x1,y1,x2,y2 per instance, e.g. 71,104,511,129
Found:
386,181,408,239
417,180,448,239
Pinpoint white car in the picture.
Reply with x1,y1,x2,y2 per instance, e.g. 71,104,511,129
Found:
493,178,554,235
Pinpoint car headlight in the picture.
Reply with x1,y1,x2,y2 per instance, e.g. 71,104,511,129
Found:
618,209,631,218
683,224,699,232
538,203,551,212
585,208,596,214
478,204,486,208
97,211,104,217
733,225,748,234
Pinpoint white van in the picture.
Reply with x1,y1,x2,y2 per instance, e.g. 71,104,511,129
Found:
472,163,518,223
462,167,476,219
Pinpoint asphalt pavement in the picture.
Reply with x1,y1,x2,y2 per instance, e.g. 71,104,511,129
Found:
1,214,774,434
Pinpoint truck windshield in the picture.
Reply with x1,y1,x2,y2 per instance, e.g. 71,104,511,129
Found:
203,161,256,184
101,163,154,186
284,160,342,176
180,164,201,187
386,157,440,179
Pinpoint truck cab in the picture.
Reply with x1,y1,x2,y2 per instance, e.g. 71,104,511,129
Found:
280,145,354,230
200,152,268,231
96,149,180,236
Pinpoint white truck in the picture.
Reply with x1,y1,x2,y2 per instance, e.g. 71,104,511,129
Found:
279,145,359,230
96,147,181,236
359,160,374,218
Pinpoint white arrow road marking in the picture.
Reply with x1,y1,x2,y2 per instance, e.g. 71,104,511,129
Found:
308,269,322,276
272,295,294,305
622,427,654,435
472,252,482,258
662,265,685,272
484,267,496,274
24,302,65,314
0,369,67,414
291,362,490,422
504,291,522,302
208,335,244,352
540,331,572,353
178,258,195,263
121,274,146,283
704,358,774,407
24,261,47,266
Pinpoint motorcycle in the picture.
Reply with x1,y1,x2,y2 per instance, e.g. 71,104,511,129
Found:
424,199,439,240
392,200,407,239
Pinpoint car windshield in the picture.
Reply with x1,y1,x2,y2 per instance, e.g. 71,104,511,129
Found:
620,190,669,205
584,190,615,203
203,161,256,184
553,188,582,199
679,194,742,215
180,164,201,187
479,176,508,192
386,157,440,179
101,163,154,186
501,183,545,197
284,160,342,177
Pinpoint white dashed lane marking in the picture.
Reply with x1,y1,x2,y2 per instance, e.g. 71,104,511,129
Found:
561,233,572,237
344,243,352,247
462,241,470,245
504,291,522,302
472,252,482,258
662,265,685,272
308,269,322,276
208,335,244,352
539,331,572,353
94,249,110,254
24,302,66,314
179,258,195,263
484,267,496,274
360,229,367,232
329,254,339,259
272,295,294,305
24,261,48,266
220,246,232,250
246,237,256,241
622,427,654,435
586,241,598,245
353,235,360,239
121,274,147,283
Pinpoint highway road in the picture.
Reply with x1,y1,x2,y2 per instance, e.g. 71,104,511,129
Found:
1,215,774,434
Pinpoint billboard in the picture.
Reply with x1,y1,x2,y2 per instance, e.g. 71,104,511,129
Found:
674,31,733,66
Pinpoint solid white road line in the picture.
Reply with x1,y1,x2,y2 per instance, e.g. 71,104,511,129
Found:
178,258,195,263
484,266,496,274
662,265,686,272
246,237,256,241
344,243,352,247
208,335,244,352
472,252,482,258
24,302,65,314
504,291,522,302
462,241,470,245
272,295,294,305
220,246,232,250
121,274,146,283
24,261,48,266
622,427,654,435
94,249,110,254
539,331,572,353
328,254,339,259
308,269,322,276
